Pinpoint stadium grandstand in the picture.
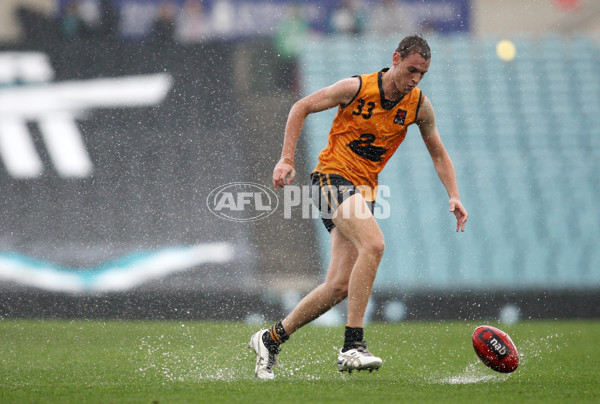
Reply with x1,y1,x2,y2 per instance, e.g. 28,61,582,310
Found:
0,0,599,321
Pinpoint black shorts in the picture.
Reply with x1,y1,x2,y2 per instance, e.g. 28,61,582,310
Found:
310,172,375,232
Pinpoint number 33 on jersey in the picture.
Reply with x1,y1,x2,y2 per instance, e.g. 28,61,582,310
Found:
314,68,423,200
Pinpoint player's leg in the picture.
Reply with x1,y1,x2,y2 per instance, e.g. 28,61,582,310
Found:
281,227,358,334
249,174,383,377
332,193,385,328
249,228,357,379
332,192,384,372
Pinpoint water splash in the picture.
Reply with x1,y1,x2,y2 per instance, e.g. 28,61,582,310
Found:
517,332,567,366
435,362,510,384
136,328,252,382
136,328,330,382
430,331,568,385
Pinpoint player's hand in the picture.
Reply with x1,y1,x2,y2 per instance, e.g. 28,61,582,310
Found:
272,159,296,189
449,197,468,232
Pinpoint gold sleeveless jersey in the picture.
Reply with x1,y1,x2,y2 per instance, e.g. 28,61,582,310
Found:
313,69,422,201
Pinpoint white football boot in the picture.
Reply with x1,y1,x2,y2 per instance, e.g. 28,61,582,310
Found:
337,344,382,373
248,329,279,380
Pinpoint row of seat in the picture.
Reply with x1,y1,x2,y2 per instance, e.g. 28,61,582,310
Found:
301,35,600,290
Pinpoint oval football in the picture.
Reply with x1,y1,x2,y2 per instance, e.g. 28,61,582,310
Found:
472,325,519,373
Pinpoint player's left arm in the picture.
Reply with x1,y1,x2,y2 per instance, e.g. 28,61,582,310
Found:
416,95,468,232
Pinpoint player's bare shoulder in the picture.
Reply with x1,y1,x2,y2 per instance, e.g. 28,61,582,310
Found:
299,76,361,114
294,76,360,115
328,76,362,107
416,94,437,129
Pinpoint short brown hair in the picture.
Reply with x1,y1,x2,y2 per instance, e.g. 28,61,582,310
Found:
395,35,431,60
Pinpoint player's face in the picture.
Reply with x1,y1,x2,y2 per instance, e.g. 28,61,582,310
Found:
391,52,430,94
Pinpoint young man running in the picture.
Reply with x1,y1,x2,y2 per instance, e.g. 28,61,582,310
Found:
250,35,468,379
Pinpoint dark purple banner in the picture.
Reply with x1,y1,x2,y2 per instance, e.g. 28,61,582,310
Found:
57,0,470,40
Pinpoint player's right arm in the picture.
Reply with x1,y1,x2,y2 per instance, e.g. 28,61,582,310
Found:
273,77,361,189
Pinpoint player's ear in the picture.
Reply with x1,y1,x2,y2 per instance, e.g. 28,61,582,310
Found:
392,52,401,66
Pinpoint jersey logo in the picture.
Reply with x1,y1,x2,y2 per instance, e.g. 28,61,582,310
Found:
394,109,407,125
348,133,388,162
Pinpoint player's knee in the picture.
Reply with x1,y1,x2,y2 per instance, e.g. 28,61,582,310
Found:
362,237,385,259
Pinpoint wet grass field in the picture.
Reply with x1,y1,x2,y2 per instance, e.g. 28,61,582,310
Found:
0,319,598,403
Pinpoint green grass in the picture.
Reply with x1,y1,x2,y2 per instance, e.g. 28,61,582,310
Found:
0,319,598,403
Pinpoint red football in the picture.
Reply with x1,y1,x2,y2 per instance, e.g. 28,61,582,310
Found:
472,325,519,373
